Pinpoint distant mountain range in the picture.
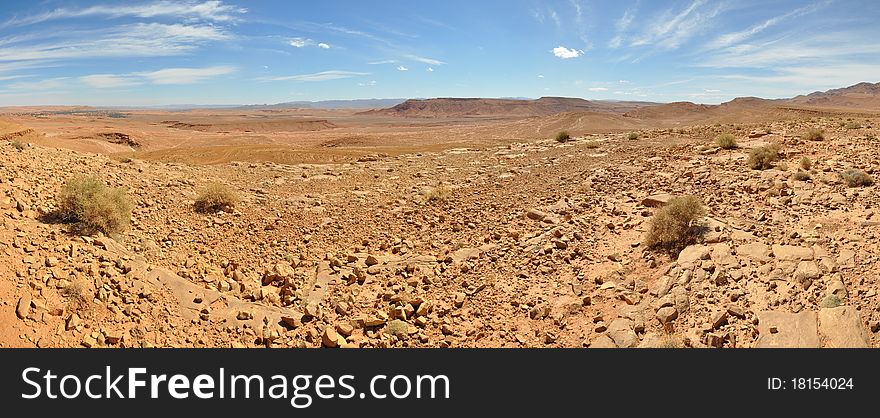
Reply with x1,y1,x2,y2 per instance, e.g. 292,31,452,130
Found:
359,96,661,117
238,99,408,110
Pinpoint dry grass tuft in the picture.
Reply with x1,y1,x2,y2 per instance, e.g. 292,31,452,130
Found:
645,195,706,251
194,183,239,213
56,175,132,235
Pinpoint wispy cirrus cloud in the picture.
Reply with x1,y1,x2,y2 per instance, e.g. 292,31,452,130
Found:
265,70,369,82
609,6,637,48
0,23,230,63
289,37,331,49
8,77,69,91
705,1,830,50
135,65,237,84
1,1,247,28
631,0,725,49
79,74,141,88
403,54,445,65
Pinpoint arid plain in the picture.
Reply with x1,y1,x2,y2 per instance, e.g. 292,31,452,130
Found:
2,82,880,348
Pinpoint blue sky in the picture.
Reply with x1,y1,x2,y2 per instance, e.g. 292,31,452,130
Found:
0,0,878,106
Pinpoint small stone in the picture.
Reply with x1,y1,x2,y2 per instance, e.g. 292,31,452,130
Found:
16,294,31,319
322,326,340,348
727,304,746,319
236,310,253,321
526,209,547,220
711,310,729,329
365,255,380,266
656,306,678,324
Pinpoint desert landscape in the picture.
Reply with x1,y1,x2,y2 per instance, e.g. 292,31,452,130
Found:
2,81,880,348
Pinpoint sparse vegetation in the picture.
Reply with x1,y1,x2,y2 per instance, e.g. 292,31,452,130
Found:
584,140,600,149
645,195,706,251
715,133,738,149
423,184,452,203
10,140,24,151
385,319,409,339
748,143,781,170
627,132,639,140
839,169,874,187
802,128,825,141
792,171,811,181
844,121,862,129
555,130,571,143
799,156,812,170
194,182,239,213
56,175,132,235
61,279,90,312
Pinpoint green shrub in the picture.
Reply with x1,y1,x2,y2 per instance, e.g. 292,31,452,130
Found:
802,128,824,141
56,176,132,235
194,183,239,213
555,131,571,143
715,133,737,149
844,121,862,130
627,132,639,140
839,169,874,187
748,144,781,170
645,196,706,251
10,140,24,151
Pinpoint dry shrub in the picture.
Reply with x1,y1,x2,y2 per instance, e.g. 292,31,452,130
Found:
645,196,706,251
555,130,571,143
61,280,90,312
11,140,25,151
715,133,737,149
802,128,825,141
195,183,239,213
839,169,874,187
748,143,781,170
844,121,862,130
56,175,132,235
423,184,452,203
799,156,812,170
584,140,600,149
627,132,640,140
792,171,811,181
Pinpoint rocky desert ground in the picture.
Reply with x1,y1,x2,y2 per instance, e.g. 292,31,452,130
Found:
2,83,880,348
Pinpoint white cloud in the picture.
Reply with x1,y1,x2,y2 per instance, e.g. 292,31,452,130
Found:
2,1,247,28
537,75,545,78
608,7,639,49
136,65,236,84
706,2,829,50
552,46,584,59
588,87,609,92
9,77,68,90
289,38,311,48
404,54,446,65
631,0,724,49
289,38,331,49
267,70,369,82
368,59,399,65
619,80,630,84
80,74,140,88
0,23,229,63
358,80,377,86
397,66,409,71
426,67,434,72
